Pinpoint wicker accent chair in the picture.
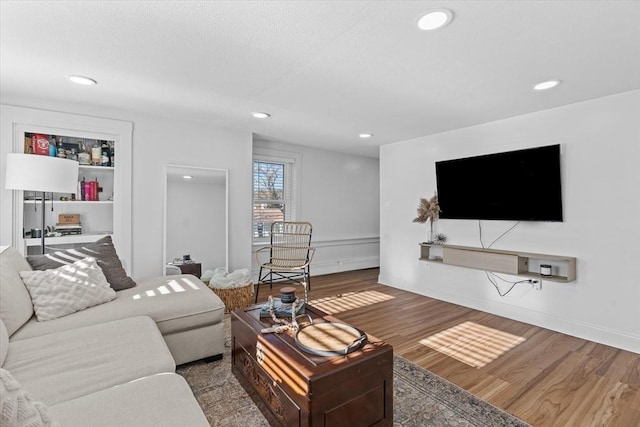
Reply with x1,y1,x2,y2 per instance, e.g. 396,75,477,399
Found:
255,221,315,303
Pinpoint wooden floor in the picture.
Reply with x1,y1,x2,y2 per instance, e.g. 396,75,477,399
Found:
256,268,640,427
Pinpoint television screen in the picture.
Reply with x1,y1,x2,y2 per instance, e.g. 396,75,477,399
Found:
435,145,563,222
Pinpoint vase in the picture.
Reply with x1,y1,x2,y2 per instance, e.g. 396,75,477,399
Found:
427,221,435,243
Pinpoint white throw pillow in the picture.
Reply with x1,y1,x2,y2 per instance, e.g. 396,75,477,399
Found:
19,257,116,322
0,368,59,427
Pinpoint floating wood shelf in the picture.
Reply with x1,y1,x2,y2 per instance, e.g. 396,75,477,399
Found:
419,243,576,283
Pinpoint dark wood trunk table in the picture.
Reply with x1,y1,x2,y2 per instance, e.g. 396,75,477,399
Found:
231,304,393,427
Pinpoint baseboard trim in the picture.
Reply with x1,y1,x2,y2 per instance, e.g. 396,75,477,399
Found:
312,256,380,276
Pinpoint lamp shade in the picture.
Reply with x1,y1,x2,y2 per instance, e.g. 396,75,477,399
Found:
5,153,79,193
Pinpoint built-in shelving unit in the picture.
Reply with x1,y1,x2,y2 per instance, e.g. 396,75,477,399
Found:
19,136,116,255
7,107,132,270
419,243,576,283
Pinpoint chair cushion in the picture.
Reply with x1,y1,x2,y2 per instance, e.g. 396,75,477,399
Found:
26,236,136,291
0,247,35,335
49,373,209,427
3,316,175,405
19,257,116,321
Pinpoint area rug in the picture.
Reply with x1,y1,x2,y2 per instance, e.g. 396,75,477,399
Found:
177,317,529,427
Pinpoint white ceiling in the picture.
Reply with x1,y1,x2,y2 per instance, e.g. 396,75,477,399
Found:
1,1,639,158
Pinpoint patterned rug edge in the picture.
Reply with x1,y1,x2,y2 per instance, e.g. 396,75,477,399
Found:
177,315,530,427
392,354,530,427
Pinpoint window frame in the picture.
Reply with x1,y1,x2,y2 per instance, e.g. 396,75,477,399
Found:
252,148,301,243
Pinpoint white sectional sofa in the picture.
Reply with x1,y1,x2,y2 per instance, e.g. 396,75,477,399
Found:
0,245,226,426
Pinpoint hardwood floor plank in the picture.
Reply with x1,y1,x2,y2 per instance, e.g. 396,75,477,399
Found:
257,268,639,426
466,374,511,401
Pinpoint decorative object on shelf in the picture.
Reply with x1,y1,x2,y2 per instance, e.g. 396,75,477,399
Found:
413,193,440,243
31,134,50,155
55,213,82,236
78,152,91,165
5,153,79,254
433,233,447,245
91,145,102,166
540,264,552,277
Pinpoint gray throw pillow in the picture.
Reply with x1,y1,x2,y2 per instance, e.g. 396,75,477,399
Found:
26,236,136,291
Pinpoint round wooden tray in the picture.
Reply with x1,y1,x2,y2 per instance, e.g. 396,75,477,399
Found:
295,322,367,356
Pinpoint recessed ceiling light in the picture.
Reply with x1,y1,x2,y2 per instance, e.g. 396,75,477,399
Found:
359,133,373,139
417,9,453,31
183,175,193,180
252,112,271,119
533,80,561,91
67,75,97,86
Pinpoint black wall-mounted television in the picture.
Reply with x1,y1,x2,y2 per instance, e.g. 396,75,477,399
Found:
435,144,563,222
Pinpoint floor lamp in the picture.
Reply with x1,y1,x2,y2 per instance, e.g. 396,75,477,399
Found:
5,153,79,254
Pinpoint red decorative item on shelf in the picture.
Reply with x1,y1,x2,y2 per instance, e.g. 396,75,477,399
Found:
91,180,99,201
32,134,50,155
82,180,99,201
83,181,93,201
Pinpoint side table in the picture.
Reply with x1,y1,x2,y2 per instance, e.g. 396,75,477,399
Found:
177,262,202,278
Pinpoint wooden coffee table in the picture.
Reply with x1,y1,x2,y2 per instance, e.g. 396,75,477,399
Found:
231,303,393,427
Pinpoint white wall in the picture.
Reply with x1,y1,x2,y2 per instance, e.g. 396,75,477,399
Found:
1,101,253,279
166,179,226,273
380,90,640,353
130,114,251,278
253,139,380,277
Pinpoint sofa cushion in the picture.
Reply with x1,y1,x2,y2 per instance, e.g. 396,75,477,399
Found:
0,247,35,335
0,368,59,427
26,236,136,291
3,316,175,405
19,257,116,321
0,319,8,366
11,275,225,342
49,373,209,427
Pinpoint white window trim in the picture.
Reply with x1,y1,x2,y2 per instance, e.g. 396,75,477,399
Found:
252,147,302,243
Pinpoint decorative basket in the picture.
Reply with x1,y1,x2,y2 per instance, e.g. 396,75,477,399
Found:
209,282,254,313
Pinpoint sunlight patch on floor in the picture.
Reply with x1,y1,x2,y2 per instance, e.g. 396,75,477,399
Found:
308,290,394,314
419,321,526,368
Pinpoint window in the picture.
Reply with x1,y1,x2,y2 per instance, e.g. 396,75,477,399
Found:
253,153,297,240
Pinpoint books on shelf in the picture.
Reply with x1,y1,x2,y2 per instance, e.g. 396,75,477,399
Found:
55,215,82,235
54,223,82,235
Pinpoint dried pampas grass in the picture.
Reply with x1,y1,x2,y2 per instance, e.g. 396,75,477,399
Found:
413,194,440,240
413,195,440,225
